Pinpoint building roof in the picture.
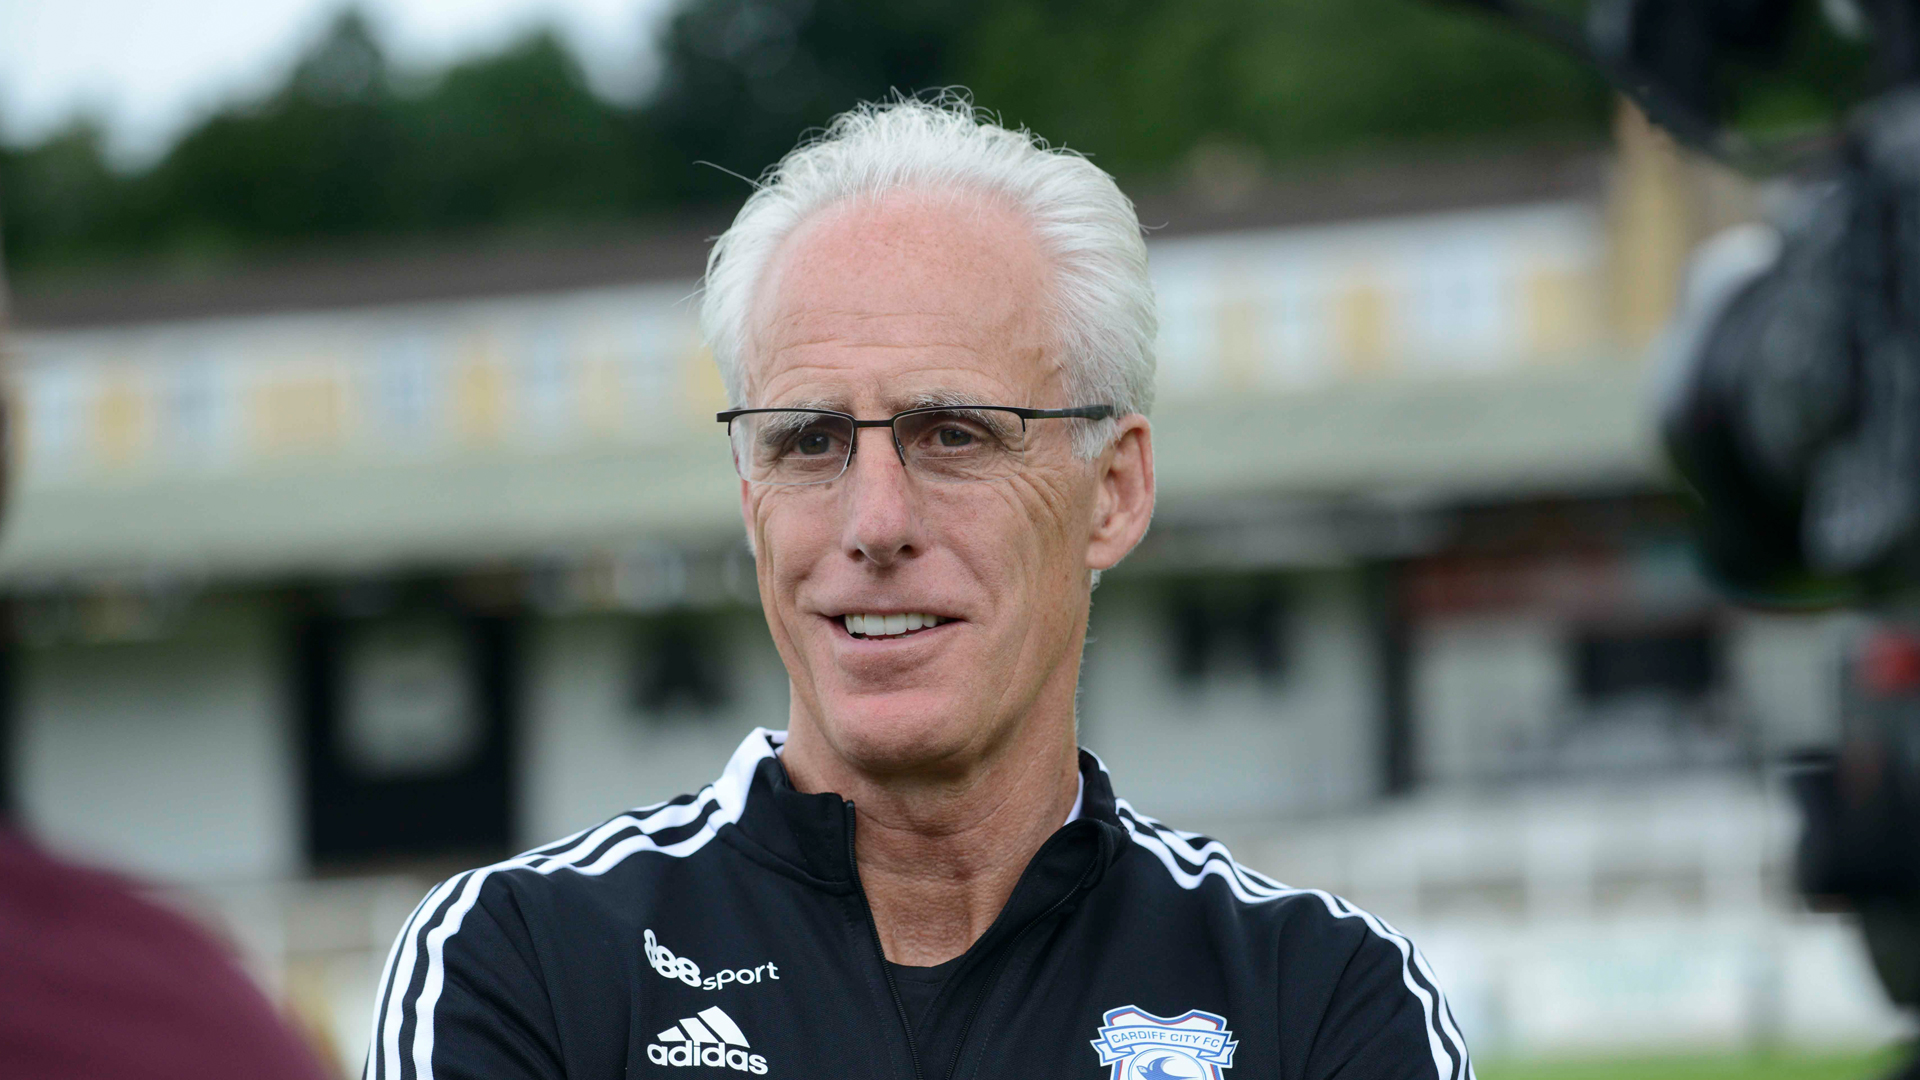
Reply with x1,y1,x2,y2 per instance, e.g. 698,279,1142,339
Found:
6,147,1605,332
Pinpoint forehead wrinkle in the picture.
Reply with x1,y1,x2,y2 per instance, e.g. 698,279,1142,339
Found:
754,192,1048,325
756,356,1065,416
761,353,1027,395
745,190,1058,407
901,387,997,410
775,337,991,355
757,388,1002,416
756,316,1035,396
768,310,1027,351
776,396,846,412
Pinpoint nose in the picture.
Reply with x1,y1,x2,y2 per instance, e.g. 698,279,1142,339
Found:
839,425,919,568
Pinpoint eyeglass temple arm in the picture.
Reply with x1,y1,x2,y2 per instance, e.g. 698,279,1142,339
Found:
1012,406,1116,420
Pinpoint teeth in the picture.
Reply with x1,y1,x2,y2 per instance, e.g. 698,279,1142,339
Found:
842,613,945,638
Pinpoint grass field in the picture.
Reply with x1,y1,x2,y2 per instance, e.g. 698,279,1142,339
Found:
1478,1048,1908,1080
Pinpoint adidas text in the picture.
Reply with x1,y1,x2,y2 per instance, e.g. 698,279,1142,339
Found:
646,1044,768,1073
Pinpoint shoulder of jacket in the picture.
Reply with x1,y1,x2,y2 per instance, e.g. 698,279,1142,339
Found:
381,784,745,986
1112,797,1471,1079
495,787,744,895
475,727,786,895
1112,797,1382,932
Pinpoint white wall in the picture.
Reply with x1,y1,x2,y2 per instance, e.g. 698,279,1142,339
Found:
1414,912,1911,1057
1077,570,1379,822
1413,612,1568,786
1725,609,1854,755
1412,608,1856,790
519,609,791,846
14,595,299,882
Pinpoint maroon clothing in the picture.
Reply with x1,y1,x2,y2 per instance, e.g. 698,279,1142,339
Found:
0,827,329,1080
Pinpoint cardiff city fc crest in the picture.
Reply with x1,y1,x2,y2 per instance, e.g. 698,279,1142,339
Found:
1089,1006,1237,1080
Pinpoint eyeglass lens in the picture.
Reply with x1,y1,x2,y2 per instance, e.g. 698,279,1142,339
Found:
730,408,1031,486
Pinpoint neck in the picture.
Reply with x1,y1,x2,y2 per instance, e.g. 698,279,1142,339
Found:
781,707,1080,967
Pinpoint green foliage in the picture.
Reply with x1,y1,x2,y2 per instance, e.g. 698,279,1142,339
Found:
142,11,405,251
0,121,128,267
398,30,656,227
1718,0,1874,140
2,9,658,271
647,0,981,202
0,0,1616,277
961,0,1610,177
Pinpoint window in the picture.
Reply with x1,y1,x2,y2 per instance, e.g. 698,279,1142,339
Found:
1573,623,1717,705
1166,575,1290,687
1553,621,1736,774
631,611,732,720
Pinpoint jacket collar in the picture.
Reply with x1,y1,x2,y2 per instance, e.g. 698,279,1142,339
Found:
720,729,1125,890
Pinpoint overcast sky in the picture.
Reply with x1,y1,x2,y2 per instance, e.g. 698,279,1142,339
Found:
0,0,678,165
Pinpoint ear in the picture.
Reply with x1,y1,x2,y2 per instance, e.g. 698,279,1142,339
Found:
1086,415,1155,572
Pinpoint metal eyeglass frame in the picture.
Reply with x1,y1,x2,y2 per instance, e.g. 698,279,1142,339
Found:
714,404,1116,485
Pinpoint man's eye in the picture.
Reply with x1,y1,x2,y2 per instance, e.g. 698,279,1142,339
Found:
936,426,975,448
795,431,835,455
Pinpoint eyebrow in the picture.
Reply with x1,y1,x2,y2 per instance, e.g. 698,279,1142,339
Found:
779,397,845,412
899,388,998,411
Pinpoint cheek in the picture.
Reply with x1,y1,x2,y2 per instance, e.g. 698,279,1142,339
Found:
754,496,834,591
1003,469,1094,561
938,478,1086,601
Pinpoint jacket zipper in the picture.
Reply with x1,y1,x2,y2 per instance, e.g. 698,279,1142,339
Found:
936,845,1102,1080
845,800,924,1080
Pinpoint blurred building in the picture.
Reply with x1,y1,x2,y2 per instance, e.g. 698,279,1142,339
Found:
0,115,1908,1069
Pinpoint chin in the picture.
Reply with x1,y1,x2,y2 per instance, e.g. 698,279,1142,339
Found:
813,690,987,776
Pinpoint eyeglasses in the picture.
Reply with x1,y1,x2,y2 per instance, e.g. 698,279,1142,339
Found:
715,404,1115,486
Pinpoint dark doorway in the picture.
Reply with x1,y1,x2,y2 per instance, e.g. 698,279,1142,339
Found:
297,603,519,866
1165,574,1291,687
631,610,734,720
1573,623,1718,705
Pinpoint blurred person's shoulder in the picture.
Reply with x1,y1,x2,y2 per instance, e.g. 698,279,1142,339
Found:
0,826,330,1080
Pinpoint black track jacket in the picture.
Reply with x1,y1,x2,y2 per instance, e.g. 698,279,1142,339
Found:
366,729,1473,1080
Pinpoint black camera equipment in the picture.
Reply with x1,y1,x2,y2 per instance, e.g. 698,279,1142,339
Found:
1436,0,1920,1066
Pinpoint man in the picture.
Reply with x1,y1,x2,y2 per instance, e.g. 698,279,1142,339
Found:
367,97,1471,1080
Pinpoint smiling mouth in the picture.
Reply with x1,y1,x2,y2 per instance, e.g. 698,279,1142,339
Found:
840,613,951,640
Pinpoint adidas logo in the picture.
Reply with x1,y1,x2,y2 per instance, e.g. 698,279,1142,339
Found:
646,1006,769,1073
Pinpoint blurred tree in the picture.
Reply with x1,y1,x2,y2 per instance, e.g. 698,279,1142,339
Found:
0,0,1622,277
644,0,982,202
397,30,659,228
139,10,404,253
0,120,127,270
959,0,1612,179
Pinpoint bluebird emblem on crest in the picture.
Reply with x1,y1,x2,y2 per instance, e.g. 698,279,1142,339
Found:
1090,1006,1237,1080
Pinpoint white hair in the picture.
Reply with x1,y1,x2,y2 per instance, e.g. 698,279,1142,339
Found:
699,92,1156,457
